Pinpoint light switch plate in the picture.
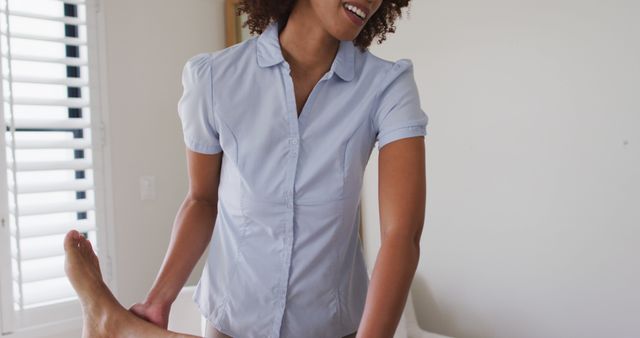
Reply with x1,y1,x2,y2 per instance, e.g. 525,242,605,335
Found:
140,175,156,201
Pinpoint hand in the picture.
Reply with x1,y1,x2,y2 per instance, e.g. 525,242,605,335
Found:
129,301,171,329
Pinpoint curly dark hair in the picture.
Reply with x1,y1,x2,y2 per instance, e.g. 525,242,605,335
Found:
235,0,412,52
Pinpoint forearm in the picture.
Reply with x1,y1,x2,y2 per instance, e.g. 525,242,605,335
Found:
356,233,420,338
144,196,217,307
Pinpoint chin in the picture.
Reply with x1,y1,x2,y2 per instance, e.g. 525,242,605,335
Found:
335,32,359,41
329,22,364,41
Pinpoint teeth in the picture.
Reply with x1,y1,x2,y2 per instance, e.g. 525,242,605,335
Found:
344,3,366,20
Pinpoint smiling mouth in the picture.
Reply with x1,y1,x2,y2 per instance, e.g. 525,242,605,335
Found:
342,2,367,21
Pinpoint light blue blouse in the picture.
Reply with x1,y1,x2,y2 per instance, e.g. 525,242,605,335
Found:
180,19,429,338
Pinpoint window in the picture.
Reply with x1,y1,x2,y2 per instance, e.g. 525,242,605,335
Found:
0,0,111,334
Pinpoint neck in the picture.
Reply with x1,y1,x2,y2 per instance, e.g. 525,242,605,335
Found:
278,2,340,75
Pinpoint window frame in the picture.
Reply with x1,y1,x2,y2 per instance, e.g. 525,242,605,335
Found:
0,0,116,335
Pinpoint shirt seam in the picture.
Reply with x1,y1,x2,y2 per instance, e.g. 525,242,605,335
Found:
205,53,220,145
342,118,369,192
369,61,399,137
209,52,241,163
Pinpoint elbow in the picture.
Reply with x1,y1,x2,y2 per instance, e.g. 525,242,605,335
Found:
413,232,421,251
411,234,421,261
381,221,423,245
184,192,218,209
382,227,422,257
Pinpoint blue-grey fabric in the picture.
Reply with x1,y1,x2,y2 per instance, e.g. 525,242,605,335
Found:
179,19,428,338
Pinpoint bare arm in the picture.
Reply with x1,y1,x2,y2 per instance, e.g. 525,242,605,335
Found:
130,148,223,329
356,136,426,338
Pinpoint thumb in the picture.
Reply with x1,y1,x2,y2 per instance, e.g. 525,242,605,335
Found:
128,304,148,320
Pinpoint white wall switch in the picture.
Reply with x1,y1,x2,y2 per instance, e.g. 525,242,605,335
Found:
140,175,156,201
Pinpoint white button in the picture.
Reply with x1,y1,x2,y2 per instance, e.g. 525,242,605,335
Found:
290,138,298,145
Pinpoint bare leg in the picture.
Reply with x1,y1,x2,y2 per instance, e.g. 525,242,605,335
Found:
64,229,202,338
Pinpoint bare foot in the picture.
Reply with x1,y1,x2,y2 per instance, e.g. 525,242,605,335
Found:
64,229,122,337
64,230,104,300
63,230,202,338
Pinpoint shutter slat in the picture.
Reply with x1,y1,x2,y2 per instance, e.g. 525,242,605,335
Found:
14,138,91,149
9,97,90,108
12,234,67,261
1,31,87,46
6,118,90,129
17,256,66,283
9,178,93,194
14,219,95,238
22,277,76,307
8,159,93,172
5,75,89,87
51,0,86,4
9,199,95,217
0,9,86,25
4,53,88,66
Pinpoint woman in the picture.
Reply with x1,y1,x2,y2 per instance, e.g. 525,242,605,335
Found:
129,0,428,337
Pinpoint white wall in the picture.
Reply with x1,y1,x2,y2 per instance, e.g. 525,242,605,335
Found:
101,0,226,308
86,0,640,337
363,1,640,338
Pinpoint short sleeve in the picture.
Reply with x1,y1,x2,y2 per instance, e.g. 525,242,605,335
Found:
177,53,222,154
372,59,429,151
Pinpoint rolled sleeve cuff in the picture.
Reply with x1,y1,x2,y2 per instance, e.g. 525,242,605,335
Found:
377,125,427,151
184,135,222,154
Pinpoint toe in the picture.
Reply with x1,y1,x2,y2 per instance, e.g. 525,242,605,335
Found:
64,230,81,252
82,237,94,254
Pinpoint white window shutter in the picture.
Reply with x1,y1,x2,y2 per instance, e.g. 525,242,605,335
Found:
0,0,107,332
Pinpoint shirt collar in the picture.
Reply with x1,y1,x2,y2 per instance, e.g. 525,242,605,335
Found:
256,20,356,82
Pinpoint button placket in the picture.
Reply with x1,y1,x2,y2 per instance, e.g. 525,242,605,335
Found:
285,185,293,208
274,62,300,337
290,135,299,158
